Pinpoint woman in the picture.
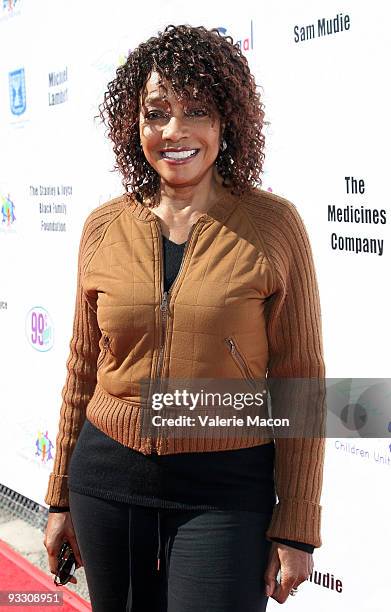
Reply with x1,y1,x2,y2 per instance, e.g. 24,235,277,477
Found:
44,24,325,611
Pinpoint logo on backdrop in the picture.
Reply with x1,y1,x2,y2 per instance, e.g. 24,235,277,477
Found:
335,440,391,468
328,177,387,257
48,66,69,107
1,193,16,227
35,430,54,462
216,19,254,53
9,67,26,115
294,11,351,44
0,0,21,20
26,307,54,351
307,569,343,593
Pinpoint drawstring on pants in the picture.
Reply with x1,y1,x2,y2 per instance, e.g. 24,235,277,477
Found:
157,510,162,571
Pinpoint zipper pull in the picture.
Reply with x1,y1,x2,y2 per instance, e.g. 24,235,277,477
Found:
102,335,112,354
103,335,110,348
161,290,172,317
160,291,168,311
227,338,235,353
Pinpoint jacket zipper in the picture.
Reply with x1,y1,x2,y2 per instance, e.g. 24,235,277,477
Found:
97,334,111,368
225,337,256,391
155,217,204,392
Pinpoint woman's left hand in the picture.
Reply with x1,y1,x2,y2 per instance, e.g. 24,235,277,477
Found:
264,542,314,603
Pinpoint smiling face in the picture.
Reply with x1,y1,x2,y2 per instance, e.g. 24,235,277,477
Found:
139,70,223,190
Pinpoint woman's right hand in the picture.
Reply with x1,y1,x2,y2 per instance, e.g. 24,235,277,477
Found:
43,512,83,585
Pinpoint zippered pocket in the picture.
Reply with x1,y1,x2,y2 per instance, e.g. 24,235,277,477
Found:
97,334,112,369
225,336,256,392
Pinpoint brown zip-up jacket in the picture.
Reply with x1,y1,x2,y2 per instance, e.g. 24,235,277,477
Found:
45,187,326,547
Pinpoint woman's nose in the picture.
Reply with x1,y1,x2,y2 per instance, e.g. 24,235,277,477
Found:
161,115,188,141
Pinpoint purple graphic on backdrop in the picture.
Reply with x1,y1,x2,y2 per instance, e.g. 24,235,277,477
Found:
26,307,54,351
35,430,54,462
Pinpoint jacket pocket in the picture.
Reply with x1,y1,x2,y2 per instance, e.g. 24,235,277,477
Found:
224,336,256,391
97,333,112,369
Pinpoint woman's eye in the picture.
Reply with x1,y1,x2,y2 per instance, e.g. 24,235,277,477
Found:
145,110,166,120
144,108,208,121
186,108,208,117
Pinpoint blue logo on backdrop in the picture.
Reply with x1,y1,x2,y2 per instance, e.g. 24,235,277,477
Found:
216,20,254,52
9,67,26,115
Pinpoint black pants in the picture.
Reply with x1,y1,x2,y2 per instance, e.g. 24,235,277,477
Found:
69,490,272,612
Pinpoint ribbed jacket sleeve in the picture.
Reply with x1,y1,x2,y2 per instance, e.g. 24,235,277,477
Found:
253,196,326,548
44,214,101,507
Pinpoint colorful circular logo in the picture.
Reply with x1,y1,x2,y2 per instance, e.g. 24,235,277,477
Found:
26,307,54,351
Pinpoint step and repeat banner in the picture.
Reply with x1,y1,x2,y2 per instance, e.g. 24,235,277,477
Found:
1,1,389,610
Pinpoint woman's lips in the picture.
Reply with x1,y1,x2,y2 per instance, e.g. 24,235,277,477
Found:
160,149,200,164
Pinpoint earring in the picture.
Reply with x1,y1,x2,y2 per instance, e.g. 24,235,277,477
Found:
220,138,227,152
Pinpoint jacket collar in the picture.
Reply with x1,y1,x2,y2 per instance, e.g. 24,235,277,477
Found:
124,187,240,225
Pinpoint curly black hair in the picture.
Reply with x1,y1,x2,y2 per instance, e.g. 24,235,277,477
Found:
97,24,267,205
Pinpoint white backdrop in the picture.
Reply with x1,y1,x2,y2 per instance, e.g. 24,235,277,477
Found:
1,1,390,610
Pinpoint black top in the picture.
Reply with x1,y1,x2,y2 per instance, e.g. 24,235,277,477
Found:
50,235,314,554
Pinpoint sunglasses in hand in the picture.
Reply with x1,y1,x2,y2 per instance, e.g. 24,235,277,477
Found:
54,541,77,586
